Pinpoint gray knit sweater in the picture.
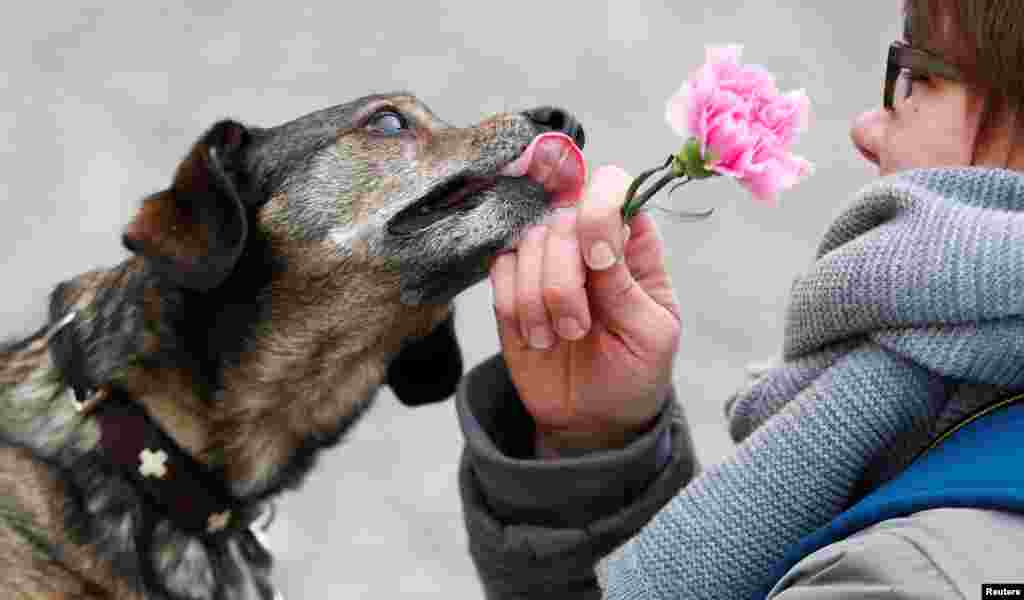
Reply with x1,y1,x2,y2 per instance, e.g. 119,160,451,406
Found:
458,167,1024,599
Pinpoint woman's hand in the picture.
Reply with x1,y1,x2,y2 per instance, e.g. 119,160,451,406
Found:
489,165,682,457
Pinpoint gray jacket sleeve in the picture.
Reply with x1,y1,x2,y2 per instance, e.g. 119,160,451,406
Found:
456,353,699,600
768,507,1024,600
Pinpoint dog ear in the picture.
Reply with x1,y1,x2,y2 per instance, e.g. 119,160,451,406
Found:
122,120,256,291
387,310,463,406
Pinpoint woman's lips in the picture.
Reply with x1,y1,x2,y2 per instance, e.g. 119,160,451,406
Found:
499,132,587,207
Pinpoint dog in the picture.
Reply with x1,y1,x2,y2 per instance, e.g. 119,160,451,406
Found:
0,93,586,599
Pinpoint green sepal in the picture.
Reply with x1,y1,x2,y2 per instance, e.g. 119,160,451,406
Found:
676,137,718,180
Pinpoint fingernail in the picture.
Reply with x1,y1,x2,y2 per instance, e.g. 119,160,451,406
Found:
588,241,617,270
556,317,586,340
529,326,555,349
542,206,576,225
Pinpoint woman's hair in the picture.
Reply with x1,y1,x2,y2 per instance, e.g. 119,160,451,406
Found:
903,1,1024,114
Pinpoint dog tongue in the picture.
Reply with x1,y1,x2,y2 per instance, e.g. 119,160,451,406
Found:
499,132,587,207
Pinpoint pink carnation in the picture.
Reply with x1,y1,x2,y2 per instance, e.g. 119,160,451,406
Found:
665,45,813,205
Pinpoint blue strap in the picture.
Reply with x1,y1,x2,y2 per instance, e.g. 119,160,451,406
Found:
760,393,1024,599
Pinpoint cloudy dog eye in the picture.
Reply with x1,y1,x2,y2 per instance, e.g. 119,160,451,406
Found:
366,111,408,135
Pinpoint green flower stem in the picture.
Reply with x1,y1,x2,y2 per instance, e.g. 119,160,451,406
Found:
621,155,676,222
622,170,679,221
621,138,719,222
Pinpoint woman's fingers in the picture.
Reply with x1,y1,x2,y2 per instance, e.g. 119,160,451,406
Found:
489,251,523,349
576,165,646,327
516,223,555,350
542,209,590,341
492,162,644,351
491,208,592,349
576,165,631,272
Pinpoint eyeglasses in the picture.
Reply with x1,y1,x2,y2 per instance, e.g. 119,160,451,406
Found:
885,41,962,110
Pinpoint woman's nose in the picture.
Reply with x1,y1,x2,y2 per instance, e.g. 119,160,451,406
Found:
850,108,882,166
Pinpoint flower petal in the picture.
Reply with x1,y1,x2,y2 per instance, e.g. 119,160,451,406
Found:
664,42,813,204
754,89,812,148
665,81,693,137
721,63,778,100
740,151,814,205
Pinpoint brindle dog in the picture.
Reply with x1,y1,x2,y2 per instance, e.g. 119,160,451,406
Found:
0,93,585,599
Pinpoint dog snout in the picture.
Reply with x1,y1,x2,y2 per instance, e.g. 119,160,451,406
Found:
523,106,585,150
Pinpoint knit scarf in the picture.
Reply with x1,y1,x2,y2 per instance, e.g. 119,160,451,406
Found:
597,167,1024,599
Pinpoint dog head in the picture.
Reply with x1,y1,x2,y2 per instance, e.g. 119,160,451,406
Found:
120,93,586,408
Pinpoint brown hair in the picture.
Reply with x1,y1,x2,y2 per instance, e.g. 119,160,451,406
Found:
903,1,1024,113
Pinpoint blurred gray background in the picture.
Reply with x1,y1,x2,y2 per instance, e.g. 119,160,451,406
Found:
0,1,900,597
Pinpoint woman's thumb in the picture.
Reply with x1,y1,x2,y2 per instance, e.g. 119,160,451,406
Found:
585,223,652,325
578,166,649,326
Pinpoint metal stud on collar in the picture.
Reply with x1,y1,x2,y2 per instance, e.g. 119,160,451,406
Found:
207,510,233,533
72,385,112,415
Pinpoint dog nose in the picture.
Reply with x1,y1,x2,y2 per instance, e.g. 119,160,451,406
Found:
524,106,586,150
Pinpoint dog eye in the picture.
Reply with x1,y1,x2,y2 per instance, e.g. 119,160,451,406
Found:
366,111,408,135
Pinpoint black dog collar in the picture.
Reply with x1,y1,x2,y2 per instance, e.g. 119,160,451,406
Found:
49,312,258,539
74,385,248,536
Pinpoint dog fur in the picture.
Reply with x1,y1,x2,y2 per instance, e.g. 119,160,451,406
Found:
0,93,584,599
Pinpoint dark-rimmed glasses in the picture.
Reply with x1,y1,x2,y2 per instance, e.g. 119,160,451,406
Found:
885,41,962,110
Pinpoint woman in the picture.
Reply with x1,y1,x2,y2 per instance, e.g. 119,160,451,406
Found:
456,1,1024,598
